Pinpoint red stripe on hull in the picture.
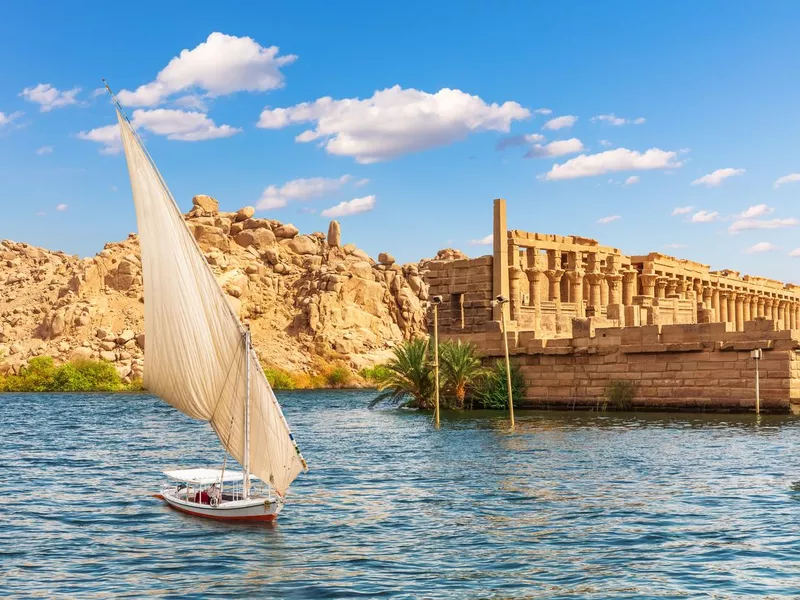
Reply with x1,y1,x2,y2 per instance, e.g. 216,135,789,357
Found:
161,499,278,522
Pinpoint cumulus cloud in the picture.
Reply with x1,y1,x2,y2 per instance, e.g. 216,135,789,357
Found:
542,115,577,131
672,206,694,215
56,203,68,211
691,210,719,223
469,234,493,245
736,204,774,219
624,176,640,186
591,114,646,126
543,147,682,180
691,168,745,187
321,195,376,217
496,133,544,151
774,173,800,188
20,84,81,111
0,111,23,127
257,175,352,210
525,138,584,158
78,109,241,153
258,85,530,164
728,217,798,234
117,32,296,107
789,248,800,257
744,242,778,254
597,215,621,224
35,146,53,155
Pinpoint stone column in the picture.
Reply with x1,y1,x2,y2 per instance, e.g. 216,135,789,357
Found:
718,291,729,323
665,278,678,298
694,281,705,308
742,294,751,323
622,270,637,306
640,274,658,297
758,297,766,318
711,289,720,322
509,266,524,321
655,278,668,299
769,298,778,323
749,296,758,321
607,274,622,305
701,287,714,322
734,293,744,332
600,279,609,306
792,303,799,329
566,269,585,317
586,273,603,317
492,199,509,322
778,300,787,330
545,269,565,303
727,293,736,327
525,268,542,307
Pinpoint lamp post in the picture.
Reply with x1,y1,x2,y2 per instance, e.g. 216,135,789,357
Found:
492,295,514,428
751,348,762,414
431,296,442,428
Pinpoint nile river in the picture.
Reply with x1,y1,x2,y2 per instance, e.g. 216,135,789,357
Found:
2,391,799,598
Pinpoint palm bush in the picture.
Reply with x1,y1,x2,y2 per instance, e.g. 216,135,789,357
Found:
439,340,486,408
474,360,524,410
370,338,435,408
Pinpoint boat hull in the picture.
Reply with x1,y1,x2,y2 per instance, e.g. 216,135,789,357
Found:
157,492,283,522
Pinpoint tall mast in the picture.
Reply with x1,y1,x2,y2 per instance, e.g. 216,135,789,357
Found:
243,329,251,499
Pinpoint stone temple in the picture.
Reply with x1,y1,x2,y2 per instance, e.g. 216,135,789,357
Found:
423,199,800,413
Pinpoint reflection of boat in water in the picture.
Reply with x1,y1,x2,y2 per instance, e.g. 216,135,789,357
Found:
109,84,307,522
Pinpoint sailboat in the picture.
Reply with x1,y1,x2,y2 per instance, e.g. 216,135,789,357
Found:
111,87,308,522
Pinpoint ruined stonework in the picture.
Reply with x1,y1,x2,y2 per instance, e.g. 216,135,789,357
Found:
424,199,800,413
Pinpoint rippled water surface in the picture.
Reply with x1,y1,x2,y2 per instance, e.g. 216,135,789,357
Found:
2,391,800,598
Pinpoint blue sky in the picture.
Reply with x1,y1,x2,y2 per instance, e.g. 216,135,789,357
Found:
1,1,800,282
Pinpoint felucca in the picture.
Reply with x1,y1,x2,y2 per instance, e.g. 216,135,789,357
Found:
110,85,307,522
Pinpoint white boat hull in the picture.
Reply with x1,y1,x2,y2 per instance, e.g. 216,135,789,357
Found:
157,489,283,522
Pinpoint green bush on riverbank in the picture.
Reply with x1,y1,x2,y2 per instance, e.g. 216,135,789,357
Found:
0,356,142,393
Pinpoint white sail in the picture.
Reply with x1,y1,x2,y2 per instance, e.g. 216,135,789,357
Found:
117,110,305,495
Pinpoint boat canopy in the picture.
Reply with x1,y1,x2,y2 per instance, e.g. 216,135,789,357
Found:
163,468,259,485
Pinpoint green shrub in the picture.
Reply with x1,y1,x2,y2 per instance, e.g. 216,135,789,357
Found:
359,364,390,383
263,367,297,390
325,366,351,388
0,356,124,392
473,360,524,410
370,338,435,408
604,380,635,411
439,340,485,409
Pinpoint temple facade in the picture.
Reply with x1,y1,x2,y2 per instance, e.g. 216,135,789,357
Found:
424,199,800,413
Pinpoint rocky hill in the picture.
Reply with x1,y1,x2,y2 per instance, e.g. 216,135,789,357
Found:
0,195,434,384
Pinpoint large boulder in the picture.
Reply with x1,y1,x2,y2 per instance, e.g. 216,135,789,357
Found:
191,224,229,251
192,194,219,214
234,229,276,250
234,206,255,222
378,252,395,266
287,235,318,255
435,248,468,261
275,224,300,239
327,221,341,248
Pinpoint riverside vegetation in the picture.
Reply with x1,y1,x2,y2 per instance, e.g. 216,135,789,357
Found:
0,356,142,392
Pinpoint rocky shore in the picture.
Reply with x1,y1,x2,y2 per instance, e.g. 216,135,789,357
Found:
0,194,452,385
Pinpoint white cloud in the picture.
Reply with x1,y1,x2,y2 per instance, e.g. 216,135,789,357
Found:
469,234,493,245
56,203,68,211
664,243,687,249
691,168,745,187
690,210,719,223
599,139,612,147
35,146,53,155
597,215,621,224
525,138,584,158
789,248,800,257
591,114,646,126
0,111,23,127
354,178,370,187
321,195,376,217
90,88,106,99
496,132,545,151
744,242,778,254
117,32,296,107
542,115,577,131
20,84,81,112
258,85,530,164
624,175,640,186
78,108,241,153
544,147,682,180
257,175,352,210
533,108,552,115
173,95,208,111
736,204,773,219
774,173,800,188
672,206,694,215
728,217,798,234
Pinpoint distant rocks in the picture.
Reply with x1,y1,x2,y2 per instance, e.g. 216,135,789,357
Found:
235,206,255,222
435,248,468,261
327,221,341,248
192,194,219,214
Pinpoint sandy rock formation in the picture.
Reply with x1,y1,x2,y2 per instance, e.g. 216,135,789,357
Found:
1,207,430,381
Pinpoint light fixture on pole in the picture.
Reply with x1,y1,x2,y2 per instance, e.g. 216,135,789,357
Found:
750,348,762,415
491,295,514,428
431,295,443,428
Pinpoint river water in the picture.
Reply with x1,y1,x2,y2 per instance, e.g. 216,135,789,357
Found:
1,391,799,598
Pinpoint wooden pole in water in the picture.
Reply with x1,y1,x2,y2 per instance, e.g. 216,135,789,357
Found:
752,348,761,415
432,300,441,428
499,298,515,428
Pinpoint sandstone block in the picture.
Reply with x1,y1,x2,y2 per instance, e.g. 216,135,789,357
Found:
234,229,276,250
327,221,341,248
275,224,300,239
287,235,317,255
192,194,219,214
235,206,255,222
100,350,116,362
378,252,395,266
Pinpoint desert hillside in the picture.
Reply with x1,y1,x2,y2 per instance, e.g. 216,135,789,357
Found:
0,194,445,383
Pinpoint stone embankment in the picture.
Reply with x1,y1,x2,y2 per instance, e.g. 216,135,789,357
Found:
0,194,438,383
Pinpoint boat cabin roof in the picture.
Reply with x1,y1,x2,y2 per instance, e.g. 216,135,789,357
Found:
163,468,259,485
